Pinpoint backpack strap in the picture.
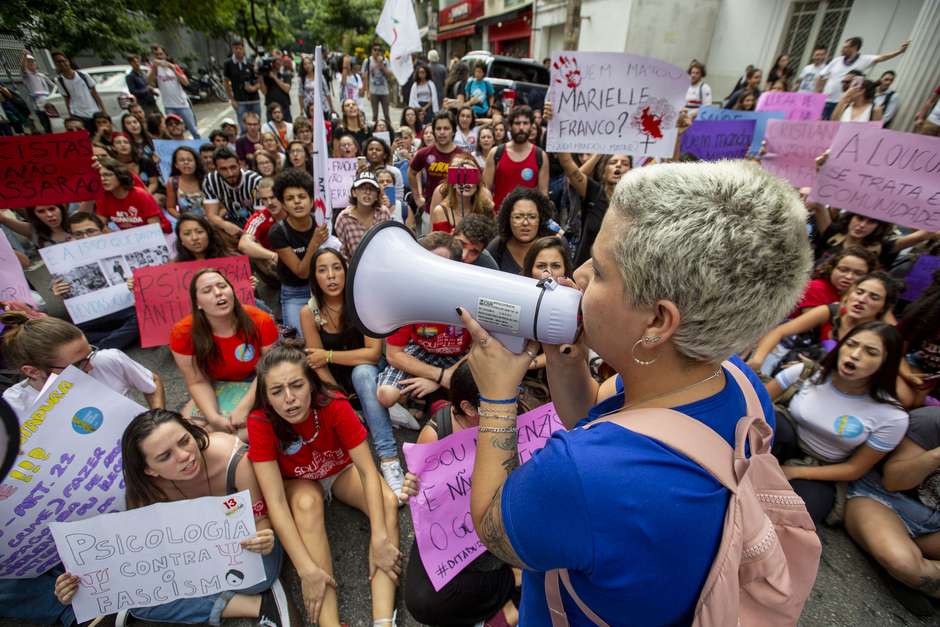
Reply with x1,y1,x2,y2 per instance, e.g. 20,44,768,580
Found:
546,568,611,627
494,144,505,168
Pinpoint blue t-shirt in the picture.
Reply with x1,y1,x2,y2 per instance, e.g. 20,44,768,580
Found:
464,78,494,116
501,355,774,625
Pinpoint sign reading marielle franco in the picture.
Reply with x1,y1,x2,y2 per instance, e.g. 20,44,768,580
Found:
546,52,688,158
39,223,170,324
0,366,145,579
0,132,100,209
50,490,265,623
808,125,940,231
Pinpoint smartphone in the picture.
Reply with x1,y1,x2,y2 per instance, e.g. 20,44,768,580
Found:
384,186,396,204
447,166,480,186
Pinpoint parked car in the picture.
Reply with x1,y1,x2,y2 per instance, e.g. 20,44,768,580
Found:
44,65,164,132
460,52,549,113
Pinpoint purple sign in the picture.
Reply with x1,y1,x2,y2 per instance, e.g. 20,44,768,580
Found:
402,403,563,590
756,91,826,121
902,255,940,302
808,126,940,231
696,107,785,157
680,119,755,161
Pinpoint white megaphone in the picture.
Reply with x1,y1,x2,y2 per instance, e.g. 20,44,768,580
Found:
346,222,582,352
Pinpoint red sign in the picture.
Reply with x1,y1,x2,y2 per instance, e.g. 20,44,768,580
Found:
0,132,100,209
132,256,256,348
439,0,484,28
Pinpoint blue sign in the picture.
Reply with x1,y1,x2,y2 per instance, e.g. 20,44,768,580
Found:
153,139,204,183
696,107,786,157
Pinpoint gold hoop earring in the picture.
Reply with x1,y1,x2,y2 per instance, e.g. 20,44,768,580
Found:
632,336,661,366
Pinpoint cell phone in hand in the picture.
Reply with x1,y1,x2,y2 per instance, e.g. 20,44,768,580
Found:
448,166,480,186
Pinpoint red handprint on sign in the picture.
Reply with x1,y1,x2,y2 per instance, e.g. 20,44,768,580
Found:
552,56,582,90
629,98,678,153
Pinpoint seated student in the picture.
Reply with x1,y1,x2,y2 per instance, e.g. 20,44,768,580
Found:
376,168,413,229
248,342,401,627
767,321,909,526
170,268,278,437
376,233,471,414
0,204,71,249
453,213,499,270
790,246,876,318
334,171,392,260
109,131,161,198
810,206,934,269
896,277,940,409
53,409,290,626
0,311,163,421
49,212,143,349
748,271,898,375
299,247,405,500
268,169,329,336
429,155,494,234
486,188,556,275
165,145,208,219
845,406,940,616
402,361,519,626
241,177,285,255
199,142,217,173
96,158,172,233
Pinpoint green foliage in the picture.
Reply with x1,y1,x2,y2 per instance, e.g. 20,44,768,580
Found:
287,0,384,52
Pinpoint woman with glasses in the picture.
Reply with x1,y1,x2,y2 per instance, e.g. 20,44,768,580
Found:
486,187,557,274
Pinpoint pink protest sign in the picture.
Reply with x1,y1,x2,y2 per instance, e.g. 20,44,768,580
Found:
402,403,563,590
808,126,940,231
0,230,35,306
756,91,826,121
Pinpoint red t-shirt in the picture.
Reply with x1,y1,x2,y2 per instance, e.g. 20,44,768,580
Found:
246,398,367,480
789,278,839,318
243,207,276,250
493,144,540,211
97,186,171,233
410,144,468,211
169,305,278,380
387,323,471,356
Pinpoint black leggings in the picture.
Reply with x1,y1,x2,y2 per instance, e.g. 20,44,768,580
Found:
404,539,516,626
772,410,836,526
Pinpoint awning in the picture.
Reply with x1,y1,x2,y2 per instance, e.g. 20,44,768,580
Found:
436,25,476,42
474,2,532,29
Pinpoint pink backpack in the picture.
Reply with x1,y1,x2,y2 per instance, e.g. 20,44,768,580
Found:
545,361,821,627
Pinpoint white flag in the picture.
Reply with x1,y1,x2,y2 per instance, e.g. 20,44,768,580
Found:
312,47,332,232
376,0,423,84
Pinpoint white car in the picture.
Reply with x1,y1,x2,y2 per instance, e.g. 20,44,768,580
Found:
44,65,163,132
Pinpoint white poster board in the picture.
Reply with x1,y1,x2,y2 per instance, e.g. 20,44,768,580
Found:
0,366,144,578
328,158,357,209
39,224,170,323
51,490,264,622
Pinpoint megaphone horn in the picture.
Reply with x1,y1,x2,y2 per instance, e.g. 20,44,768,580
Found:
345,222,582,353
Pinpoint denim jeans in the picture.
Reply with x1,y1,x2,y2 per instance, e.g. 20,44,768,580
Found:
280,284,311,338
0,563,77,626
236,101,262,132
130,541,283,625
352,363,397,459
165,106,201,139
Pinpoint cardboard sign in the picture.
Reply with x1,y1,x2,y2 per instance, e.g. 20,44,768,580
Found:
756,91,827,121
402,403,563,590
679,119,755,161
0,366,145,578
39,224,169,324
0,229,35,306
328,158,357,209
696,107,786,157
50,490,264,622
0,133,100,209
901,255,940,302
153,139,204,182
808,126,940,231
546,52,688,157
133,256,256,348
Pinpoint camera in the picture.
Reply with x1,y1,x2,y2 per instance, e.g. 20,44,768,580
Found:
258,55,275,74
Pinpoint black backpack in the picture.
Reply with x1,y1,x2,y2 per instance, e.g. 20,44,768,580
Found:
493,143,544,171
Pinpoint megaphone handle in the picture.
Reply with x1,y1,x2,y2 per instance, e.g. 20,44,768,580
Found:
493,333,526,354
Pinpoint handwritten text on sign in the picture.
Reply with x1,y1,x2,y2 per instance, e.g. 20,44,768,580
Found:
39,224,169,324
402,403,563,590
0,228,36,306
50,490,264,623
0,367,145,578
756,91,826,121
546,52,687,158
133,256,255,348
696,107,785,157
328,158,357,209
808,126,940,231
679,119,755,161
0,133,100,209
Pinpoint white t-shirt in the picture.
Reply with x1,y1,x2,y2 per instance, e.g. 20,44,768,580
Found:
929,89,940,126
797,63,826,92
819,54,878,102
685,82,712,109
156,64,189,109
455,126,479,152
2,349,156,421
59,72,99,117
775,363,908,462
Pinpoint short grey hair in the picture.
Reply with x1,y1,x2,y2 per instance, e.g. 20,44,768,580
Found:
428,50,440,63
609,161,811,363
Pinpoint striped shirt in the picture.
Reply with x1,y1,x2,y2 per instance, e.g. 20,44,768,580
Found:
202,169,262,227
334,206,392,259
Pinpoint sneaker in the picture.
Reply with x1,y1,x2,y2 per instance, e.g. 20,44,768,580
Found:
380,458,406,505
258,578,291,626
389,403,420,430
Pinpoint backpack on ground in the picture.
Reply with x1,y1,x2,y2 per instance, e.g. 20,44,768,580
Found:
545,360,821,627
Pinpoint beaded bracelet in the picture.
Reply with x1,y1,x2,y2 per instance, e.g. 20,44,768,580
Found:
478,425,517,434
478,395,517,405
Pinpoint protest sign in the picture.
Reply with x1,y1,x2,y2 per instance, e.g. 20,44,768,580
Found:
756,91,826,121
0,228,35,306
808,126,940,231
696,107,786,156
328,158,357,209
546,52,687,158
402,403,563,590
0,366,145,578
0,133,100,209
133,256,255,348
153,139,204,182
39,224,169,324
901,255,940,302
50,490,264,622
679,119,755,161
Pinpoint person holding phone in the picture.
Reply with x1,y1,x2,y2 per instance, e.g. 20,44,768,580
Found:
430,155,493,233
148,43,200,139
833,74,883,123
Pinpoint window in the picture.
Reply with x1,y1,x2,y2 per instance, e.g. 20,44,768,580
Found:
779,0,854,76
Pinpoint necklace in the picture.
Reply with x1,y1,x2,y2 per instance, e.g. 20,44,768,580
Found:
299,410,321,444
607,368,723,416
170,450,211,500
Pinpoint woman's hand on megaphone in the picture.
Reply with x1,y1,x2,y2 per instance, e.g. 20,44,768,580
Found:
542,273,589,365
456,306,539,401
